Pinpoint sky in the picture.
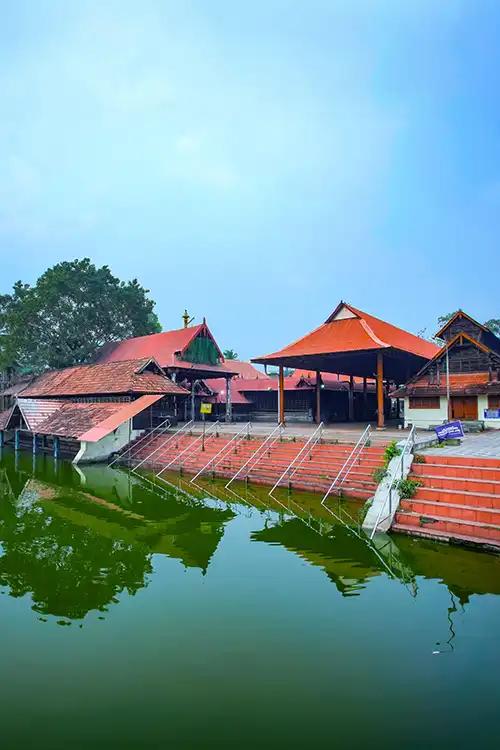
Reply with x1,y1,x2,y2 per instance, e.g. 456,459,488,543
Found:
1,0,499,359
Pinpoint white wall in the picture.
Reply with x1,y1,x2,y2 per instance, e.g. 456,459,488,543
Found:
405,395,500,430
478,394,500,430
404,396,447,429
74,421,144,464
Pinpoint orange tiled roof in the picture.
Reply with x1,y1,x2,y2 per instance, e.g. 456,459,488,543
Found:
19,359,188,398
95,322,229,372
254,302,439,362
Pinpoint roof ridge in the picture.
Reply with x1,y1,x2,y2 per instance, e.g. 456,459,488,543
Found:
358,317,389,348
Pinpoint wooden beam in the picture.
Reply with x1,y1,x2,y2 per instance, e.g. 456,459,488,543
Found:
278,365,285,424
377,352,385,429
315,370,321,424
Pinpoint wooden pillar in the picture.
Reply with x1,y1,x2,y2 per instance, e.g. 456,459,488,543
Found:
53,436,60,459
278,365,285,424
363,377,368,419
15,428,20,451
377,352,385,429
0,430,4,449
315,371,321,424
225,377,232,423
348,375,354,422
32,432,37,455
191,380,196,422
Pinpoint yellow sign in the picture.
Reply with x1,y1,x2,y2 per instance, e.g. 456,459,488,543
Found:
200,403,213,415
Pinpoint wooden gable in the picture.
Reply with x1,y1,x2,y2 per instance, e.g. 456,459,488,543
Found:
417,333,500,387
436,311,488,343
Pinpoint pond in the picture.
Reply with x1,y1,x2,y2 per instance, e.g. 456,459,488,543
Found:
1,448,499,749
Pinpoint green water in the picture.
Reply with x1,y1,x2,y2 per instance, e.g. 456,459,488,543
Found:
1,449,499,749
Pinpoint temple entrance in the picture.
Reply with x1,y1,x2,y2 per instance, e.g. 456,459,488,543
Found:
451,396,478,421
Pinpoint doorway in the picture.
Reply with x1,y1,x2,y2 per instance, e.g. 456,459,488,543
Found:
451,396,478,420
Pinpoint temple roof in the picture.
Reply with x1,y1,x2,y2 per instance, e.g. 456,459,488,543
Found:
254,302,439,363
18,359,188,398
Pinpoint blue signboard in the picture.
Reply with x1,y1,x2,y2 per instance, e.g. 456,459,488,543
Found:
434,421,464,441
484,409,500,419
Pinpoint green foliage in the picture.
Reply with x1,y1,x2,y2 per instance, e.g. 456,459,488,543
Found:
395,478,421,499
223,349,238,360
383,441,401,464
0,259,161,373
485,318,500,337
268,367,295,378
372,467,388,484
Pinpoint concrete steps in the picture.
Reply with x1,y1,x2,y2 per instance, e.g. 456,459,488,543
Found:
392,453,500,550
125,432,386,499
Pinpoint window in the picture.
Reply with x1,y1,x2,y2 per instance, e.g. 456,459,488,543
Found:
409,396,440,410
488,395,500,409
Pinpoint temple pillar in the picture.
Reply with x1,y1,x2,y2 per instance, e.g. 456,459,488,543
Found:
278,365,285,424
225,377,232,423
32,432,37,455
53,436,60,459
0,430,3,449
377,352,385,429
315,371,321,424
348,376,354,421
15,428,20,451
191,381,196,422
363,377,368,419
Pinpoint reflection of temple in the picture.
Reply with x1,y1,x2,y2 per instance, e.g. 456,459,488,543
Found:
0,452,234,620
253,519,381,596
1,448,499,626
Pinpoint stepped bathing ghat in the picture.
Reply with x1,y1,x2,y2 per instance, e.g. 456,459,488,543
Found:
1,302,499,553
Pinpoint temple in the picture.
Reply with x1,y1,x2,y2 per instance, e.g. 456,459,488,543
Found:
252,301,439,428
393,310,500,429
94,319,238,422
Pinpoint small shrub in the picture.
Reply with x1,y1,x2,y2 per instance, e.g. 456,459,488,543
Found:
413,454,426,463
373,466,388,484
383,440,401,464
395,478,421,499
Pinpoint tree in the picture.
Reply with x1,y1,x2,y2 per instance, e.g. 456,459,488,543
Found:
222,349,238,360
0,258,161,373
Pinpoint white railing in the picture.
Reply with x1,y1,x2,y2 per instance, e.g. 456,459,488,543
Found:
225,422,285,488
131,420,195,473
108,416,171,467
268,422,324,498
156,420,222,478
369,425,416,540
190,423,252,483
321,424,371,506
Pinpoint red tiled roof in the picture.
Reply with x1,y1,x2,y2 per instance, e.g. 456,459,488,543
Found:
30,395,163,441
19,359,188,398
254,302,439,362
18,399,66,431
219,360,267,379
0,406,14,430
205,378,253,405
95,322,230,373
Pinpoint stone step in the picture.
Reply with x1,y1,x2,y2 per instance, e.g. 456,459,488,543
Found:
391,522,500,550
411,473,500,495
412,462,500,482
414,485,500,509
394,510,500,543
401,498,500,526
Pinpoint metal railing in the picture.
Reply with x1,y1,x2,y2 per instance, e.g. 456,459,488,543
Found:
268,422,324,498
370,425,416,540
321,424,371,506
156,420,222,478
131,420,195,473
190,422,252,483
108,417,171,467
225,422,285,488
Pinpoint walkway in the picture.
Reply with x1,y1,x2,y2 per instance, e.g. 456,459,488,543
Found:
422,431,500,459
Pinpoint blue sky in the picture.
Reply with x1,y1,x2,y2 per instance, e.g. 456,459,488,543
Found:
1,0,499,358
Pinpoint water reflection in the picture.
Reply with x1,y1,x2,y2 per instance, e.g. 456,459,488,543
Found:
1,449,499,627
0,451,234,621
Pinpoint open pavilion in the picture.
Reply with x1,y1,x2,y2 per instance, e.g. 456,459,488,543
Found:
252,301,440,429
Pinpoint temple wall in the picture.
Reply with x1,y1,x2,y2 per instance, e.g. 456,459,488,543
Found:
74,421,144,463
404,397,447,429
